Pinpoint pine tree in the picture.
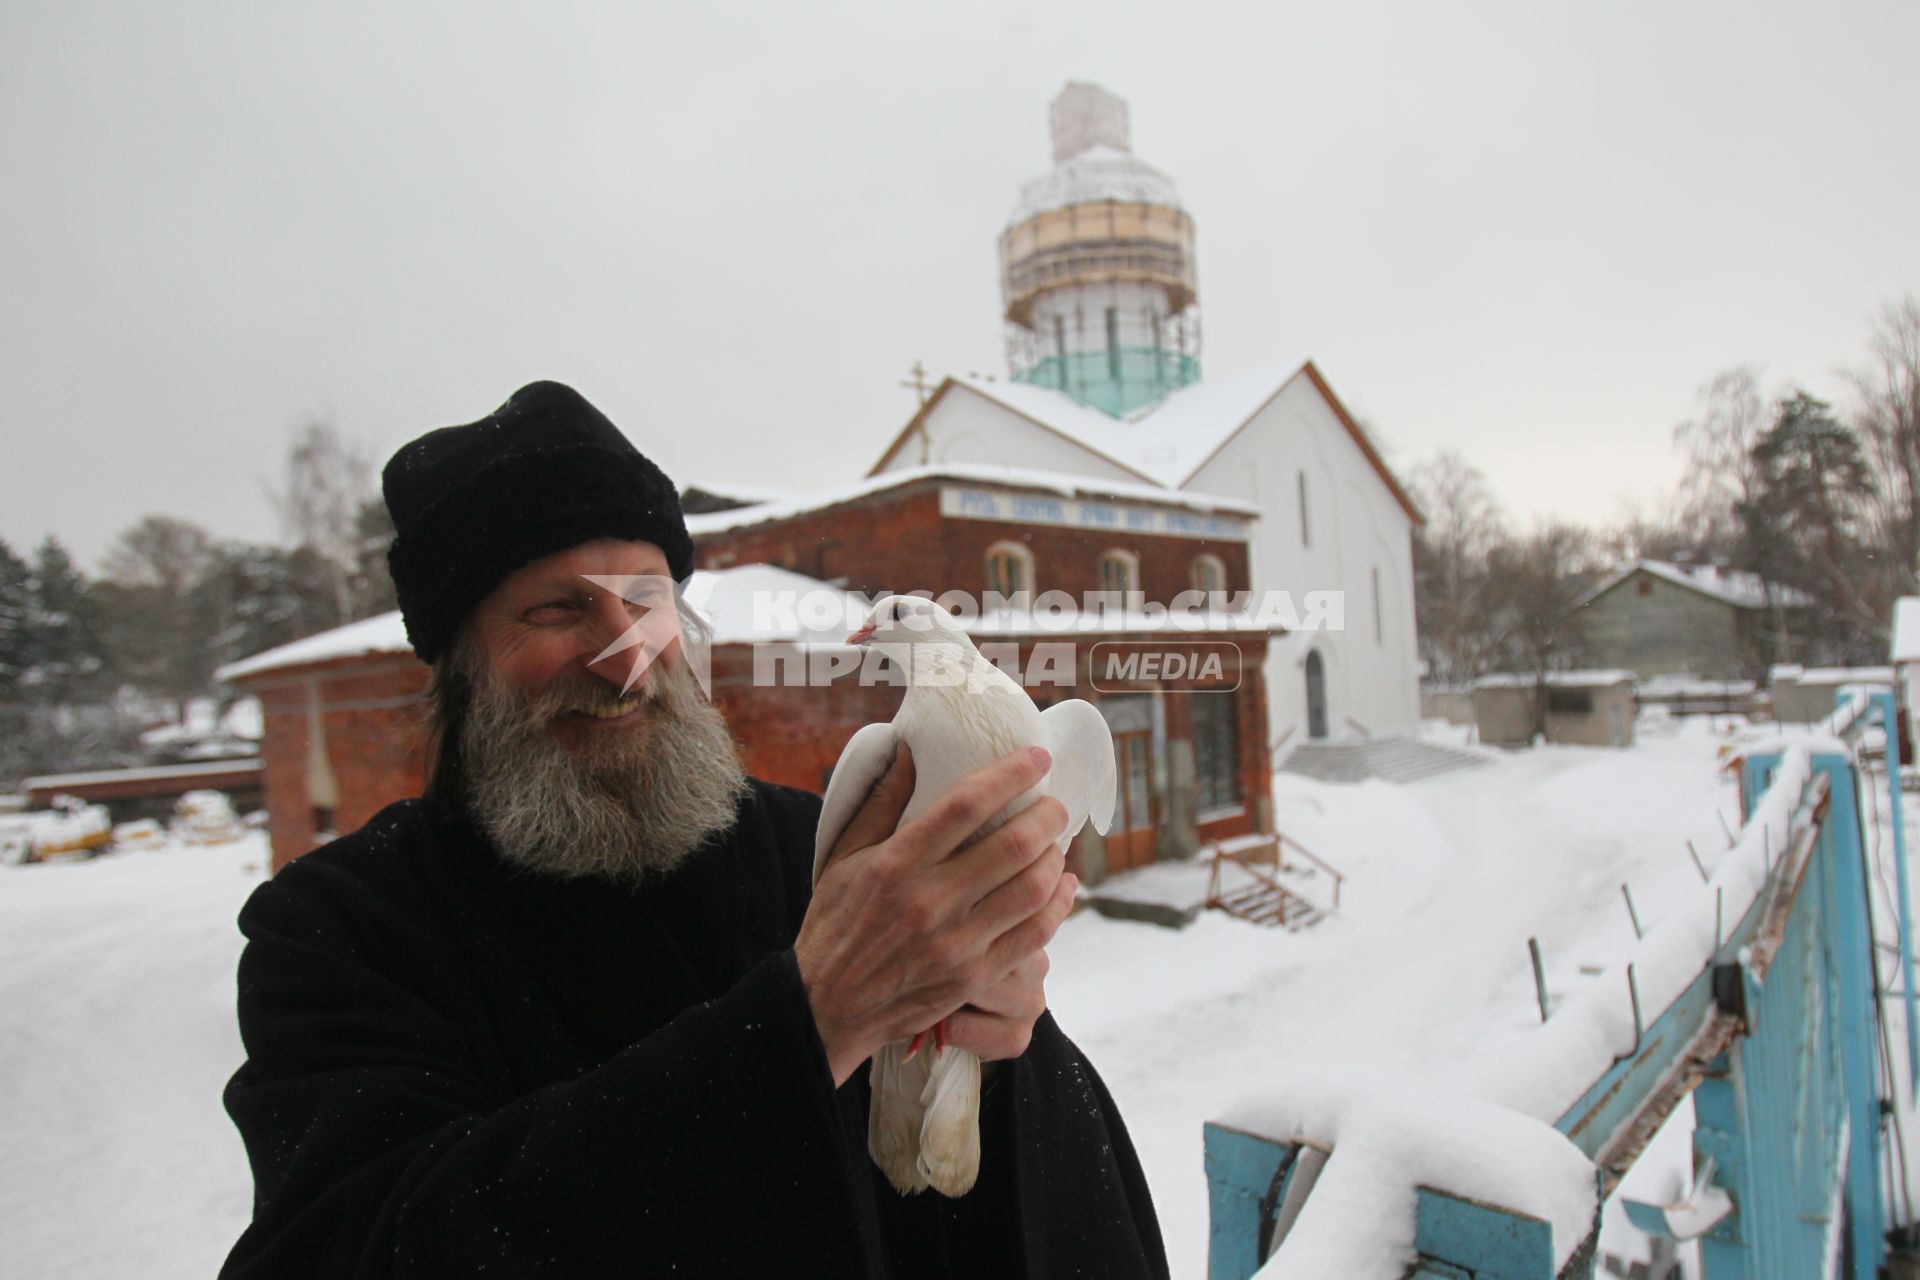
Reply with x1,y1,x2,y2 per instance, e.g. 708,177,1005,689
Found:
0,538,29,699
1740,391,1879,662
24,537,111,706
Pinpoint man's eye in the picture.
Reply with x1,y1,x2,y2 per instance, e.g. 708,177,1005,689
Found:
527,600,579,622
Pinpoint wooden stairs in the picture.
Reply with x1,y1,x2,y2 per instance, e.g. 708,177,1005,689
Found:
1204,832,1346,930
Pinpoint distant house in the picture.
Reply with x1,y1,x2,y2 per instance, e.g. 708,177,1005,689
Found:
1574,559,1810,680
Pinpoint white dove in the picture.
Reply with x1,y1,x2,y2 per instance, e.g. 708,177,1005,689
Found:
811,593,1117,1197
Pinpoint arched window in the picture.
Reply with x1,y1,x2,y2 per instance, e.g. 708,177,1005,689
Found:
1097,549,1139,600
1191,553,1226,597
1297,471,1312,548
985,541,1034,602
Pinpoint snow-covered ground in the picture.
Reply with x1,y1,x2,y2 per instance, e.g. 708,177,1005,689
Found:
0,715,1881,1277
1050,715,1750,1275
0,834,266,1278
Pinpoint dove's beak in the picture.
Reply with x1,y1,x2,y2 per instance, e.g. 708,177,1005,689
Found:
847,621,877,645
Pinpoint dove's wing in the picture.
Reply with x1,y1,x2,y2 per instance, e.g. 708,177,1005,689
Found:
812,721,902,885
1037,699,1118,837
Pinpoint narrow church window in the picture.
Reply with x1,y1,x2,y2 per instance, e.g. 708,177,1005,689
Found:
1372,567,1383,644
1298,471,1311,548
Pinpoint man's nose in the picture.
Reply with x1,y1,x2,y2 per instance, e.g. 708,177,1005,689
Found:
582,593,651,683
576,594,675,690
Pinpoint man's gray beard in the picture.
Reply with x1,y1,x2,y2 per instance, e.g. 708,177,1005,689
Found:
458,651,749,886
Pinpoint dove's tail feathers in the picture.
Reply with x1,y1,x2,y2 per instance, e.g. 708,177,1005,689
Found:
868,1043,932,1195
915,1045,982,1198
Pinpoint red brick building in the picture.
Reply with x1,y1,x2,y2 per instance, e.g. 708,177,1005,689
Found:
688,465,1280,878
226,465,1278,880
217,615,430,872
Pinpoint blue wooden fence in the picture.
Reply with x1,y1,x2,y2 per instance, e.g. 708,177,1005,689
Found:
1207,690,1911,1278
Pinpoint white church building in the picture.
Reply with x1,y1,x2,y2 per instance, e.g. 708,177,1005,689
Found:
865,83,1423,750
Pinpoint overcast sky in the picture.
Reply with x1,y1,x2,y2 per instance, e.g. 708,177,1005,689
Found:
3,0,1915,570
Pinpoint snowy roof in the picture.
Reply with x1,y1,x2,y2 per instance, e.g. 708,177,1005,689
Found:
1575,559,1813,611
957,607,1282,637
25,758,262,791
139,696,264,748
1008,145,1182,222
684,461,1261,538
690,566,1281,642
1894,597,1920,664
216,611,413,683
1635,675,1756,697
870,364,1422,524
684,565,870,645
1774,664,1894,687
680,479,798,506
1473,670,1636,690
213,567,878,681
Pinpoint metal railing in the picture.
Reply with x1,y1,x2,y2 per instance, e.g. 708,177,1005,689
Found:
1204,687,1911,1278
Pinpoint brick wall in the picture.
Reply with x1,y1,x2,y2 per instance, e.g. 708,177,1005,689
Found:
242,657,430,872
242,618,1273,883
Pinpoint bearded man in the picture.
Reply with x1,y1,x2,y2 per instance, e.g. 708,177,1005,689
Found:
220,382,1169,1279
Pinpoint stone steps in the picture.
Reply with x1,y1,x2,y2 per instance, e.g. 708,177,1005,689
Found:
1278,735,1493,785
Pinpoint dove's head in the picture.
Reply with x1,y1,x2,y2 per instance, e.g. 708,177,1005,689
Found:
847,594,974,652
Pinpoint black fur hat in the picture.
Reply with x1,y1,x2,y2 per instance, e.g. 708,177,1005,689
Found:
382,381,694,664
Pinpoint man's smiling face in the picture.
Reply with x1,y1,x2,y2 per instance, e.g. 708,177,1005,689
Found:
466,537,683,750
453,536,747,884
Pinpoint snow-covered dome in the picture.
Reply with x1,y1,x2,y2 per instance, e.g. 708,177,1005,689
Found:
1008,145,1183,223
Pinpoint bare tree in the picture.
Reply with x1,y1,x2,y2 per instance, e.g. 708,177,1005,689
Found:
270,417,375,626
1406,452,1504,685
98,516,218,718
1850,295,1920,600
101,515,213,596
1673,366,1770,556
1484,522,1598,738
1599,497,1697,565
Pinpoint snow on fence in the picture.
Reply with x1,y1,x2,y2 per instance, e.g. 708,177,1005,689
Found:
1205,688,1908,1279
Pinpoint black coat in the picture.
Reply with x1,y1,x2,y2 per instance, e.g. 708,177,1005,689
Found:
222,780,1169,1278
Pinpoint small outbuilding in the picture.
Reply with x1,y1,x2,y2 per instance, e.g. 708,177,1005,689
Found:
1768,665,1896,725
23,758,264,824
1471,671,1637,748
1893,597,1920,759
